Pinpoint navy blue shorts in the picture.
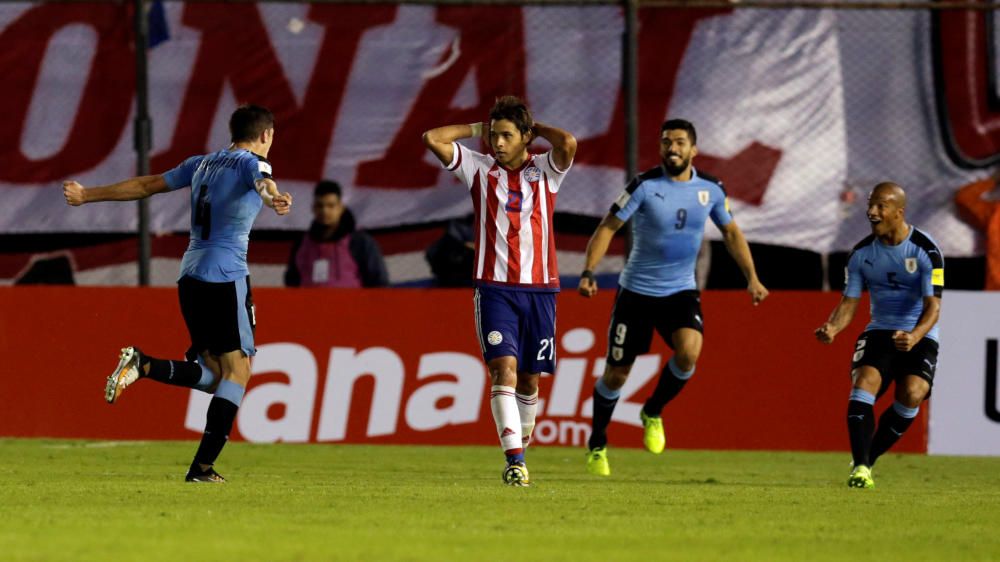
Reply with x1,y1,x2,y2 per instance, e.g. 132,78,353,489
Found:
473,285,557,374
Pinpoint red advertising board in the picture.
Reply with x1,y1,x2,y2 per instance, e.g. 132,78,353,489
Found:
0,287,927,453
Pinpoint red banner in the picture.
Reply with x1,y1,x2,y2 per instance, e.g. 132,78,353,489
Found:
0,287,927,452
1,2,983,258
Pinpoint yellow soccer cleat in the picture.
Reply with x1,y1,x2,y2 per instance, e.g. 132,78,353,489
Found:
586,447,611,477
639,409,666,454
847,465,875,489
503,462,530,487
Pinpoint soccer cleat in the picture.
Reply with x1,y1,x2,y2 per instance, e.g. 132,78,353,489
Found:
502,461,530,487
586,447,611,477
847,465,875,489
639,409,666,454
105,346,143,404
185,466,226,483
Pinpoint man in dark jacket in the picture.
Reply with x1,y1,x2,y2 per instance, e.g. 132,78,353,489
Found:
285,181,388,287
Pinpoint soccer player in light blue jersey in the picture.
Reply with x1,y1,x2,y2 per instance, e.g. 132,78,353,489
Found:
578,119,768,476
63,105,292,482
815,182,944,489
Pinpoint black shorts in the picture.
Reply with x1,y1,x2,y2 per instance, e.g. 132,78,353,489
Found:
851,330,938,388
606,288,703,366
178,275,256,357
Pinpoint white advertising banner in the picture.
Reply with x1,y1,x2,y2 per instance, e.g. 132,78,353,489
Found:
0,2,989,255
929,291,1000,456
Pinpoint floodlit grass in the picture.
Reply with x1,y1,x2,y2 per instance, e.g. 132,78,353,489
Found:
1,439,999,561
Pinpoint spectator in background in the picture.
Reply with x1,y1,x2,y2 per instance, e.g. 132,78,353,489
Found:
285,180,388,288
425,215,475,287
955,176,1000,290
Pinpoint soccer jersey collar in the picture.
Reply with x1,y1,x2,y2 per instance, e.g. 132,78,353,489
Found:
875,225,914,249
496,153,535,173
660,165,698,184
228,147,269,162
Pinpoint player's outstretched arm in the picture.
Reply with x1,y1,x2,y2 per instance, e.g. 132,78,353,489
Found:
719,221,768,305
532,122,577,172
893,296,941,352
578,213,624,298
63,176,169,206
255,178,292,216
422,124,482,167
815,296,860,344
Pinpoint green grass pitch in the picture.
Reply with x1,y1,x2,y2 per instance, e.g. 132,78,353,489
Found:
1,439,999,561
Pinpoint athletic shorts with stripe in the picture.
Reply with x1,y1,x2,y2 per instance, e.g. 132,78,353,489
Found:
473,284,557,374
178,275,256,358
851,330,938,394
606,287,703,366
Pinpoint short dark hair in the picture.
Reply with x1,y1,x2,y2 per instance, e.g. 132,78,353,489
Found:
661,119,697,145
314,180,342,199
489,95,533,136
229,104,274,143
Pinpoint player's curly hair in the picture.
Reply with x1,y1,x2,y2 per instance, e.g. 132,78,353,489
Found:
230,104,274,143
489,96,534,136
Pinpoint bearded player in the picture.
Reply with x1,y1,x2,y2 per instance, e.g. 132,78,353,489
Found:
579,119,768,476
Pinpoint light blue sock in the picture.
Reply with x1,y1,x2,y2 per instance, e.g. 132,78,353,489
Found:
193,361,217,393
849,388,876,405
214,379,246,407
595,378,621,401
667,357,695,381
892,401,919,419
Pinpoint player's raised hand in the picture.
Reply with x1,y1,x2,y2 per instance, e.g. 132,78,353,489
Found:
814,323,836,344
747,278,769,306
63,180,86,206
892,330,917,352
578,275,598,298
477,121,490,149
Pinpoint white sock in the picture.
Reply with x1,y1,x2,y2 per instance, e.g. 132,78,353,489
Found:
490,385,522,454
516,391,538,448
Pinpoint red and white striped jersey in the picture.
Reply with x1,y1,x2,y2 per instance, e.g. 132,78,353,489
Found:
446,142,572,290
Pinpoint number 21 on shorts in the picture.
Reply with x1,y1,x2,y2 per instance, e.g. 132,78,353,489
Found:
537,337,555,361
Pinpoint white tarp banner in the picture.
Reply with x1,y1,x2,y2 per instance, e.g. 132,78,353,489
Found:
929,291,1000,456
0,3,988,254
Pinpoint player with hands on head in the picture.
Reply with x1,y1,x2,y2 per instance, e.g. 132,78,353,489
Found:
423,96,576,486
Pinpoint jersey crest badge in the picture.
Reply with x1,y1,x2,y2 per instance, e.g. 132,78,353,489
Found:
698,190,710,206
524,166,542,183
905,257,918,274
487,331,503,345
